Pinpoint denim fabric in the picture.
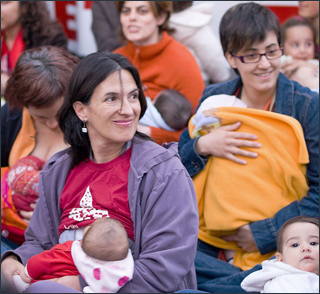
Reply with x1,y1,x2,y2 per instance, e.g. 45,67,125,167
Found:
195,240,263,293
178,73,319,255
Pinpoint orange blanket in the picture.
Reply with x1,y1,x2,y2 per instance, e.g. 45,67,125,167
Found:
189,107,309,270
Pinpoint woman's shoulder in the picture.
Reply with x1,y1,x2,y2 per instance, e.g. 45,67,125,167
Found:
131,138,183,174
278,73,319,100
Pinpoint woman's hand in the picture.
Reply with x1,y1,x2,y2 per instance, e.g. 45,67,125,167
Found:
19,203,36,224
221,224,258,252
1,255,31,291
195,121,261,164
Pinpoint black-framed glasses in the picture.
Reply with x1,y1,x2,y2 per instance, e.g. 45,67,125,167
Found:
231,48,284,64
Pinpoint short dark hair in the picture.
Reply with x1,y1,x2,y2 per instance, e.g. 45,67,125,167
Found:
281,16,316,50
276,216,319,253
5,46,79,109
58,51,148,168
219,2,281,74
154,89,192,130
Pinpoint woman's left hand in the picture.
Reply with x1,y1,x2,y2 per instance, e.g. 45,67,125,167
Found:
221,224,258,252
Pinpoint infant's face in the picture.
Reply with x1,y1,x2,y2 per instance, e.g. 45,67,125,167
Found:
284,26,315,60
276,222,319,275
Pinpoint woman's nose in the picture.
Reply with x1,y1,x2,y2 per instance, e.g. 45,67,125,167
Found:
258,55,271,68
46,118,59,130
119,99,134,115
128,10,137,20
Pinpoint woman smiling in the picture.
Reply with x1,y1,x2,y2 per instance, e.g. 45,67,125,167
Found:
1,51,199,293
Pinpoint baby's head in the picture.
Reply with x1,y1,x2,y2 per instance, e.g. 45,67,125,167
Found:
154,89,192,131
82,218,129,261
276,216,319,275
281,17,316,60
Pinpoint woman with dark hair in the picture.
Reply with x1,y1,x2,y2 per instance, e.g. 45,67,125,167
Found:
1,1,68,96
1,46,79,252
178,2,318,292
1,51,199,293
114,1,205,145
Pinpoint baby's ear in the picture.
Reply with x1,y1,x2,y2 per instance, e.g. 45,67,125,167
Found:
275,252,283,261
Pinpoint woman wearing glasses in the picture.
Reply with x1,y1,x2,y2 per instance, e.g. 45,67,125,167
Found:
178,2,319,292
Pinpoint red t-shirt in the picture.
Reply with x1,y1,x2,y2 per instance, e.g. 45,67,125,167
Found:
58,147,134,240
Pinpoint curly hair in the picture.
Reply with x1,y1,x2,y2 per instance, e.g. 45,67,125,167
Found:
19,1,68,49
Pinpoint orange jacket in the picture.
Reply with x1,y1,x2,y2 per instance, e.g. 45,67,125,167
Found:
114,32,205,144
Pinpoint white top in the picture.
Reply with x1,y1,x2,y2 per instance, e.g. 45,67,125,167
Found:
169,2,233,84
241,259,319,293
139,97,175,131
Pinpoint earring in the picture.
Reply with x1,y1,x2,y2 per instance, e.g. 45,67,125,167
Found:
82,121,88,133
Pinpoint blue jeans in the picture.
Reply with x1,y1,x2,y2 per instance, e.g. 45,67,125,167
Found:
195,240,262,293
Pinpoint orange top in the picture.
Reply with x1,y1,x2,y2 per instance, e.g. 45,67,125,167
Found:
114,32,205,144
9,108,36,168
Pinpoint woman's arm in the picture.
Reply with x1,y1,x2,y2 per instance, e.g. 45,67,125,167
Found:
1,255,31,291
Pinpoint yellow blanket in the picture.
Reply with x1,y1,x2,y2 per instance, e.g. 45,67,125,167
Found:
189,107,309,270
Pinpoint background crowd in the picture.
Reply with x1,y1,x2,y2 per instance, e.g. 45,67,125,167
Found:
1,1,319,293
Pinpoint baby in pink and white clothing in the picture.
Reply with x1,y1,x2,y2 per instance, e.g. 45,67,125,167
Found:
18,218,134,293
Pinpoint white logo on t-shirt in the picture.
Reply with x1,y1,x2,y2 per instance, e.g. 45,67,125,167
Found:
69,186,109,221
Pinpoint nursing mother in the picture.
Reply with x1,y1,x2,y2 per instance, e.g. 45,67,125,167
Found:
114,1,205,145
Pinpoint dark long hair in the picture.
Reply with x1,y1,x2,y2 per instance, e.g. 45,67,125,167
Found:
58,51,148,168
19,1,68,49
